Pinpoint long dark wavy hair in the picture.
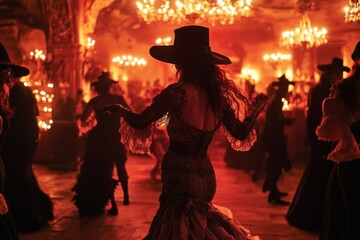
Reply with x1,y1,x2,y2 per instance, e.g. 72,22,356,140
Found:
0,78,13,119
175,63,252,119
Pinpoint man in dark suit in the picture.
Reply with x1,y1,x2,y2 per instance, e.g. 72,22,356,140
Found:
261,74,294,205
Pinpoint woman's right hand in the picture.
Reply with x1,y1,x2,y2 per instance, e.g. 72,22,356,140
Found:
0,194,9,215
251,93,269,114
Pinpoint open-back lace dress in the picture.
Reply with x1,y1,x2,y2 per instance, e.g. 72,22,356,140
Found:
120,83,259,240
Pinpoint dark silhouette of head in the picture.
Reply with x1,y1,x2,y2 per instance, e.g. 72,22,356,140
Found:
91,72,117,94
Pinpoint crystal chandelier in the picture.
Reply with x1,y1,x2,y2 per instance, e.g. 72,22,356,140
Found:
136,0,251,26
280,14,328,49
344,0,360,23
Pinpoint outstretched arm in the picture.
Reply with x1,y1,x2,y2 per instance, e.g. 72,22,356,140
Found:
80,100,94,122
107,84,184,129
222,94,268,140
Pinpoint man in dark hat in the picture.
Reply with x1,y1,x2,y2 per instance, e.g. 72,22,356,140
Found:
0,43,54,232
286,57,350,231
261,74,295,205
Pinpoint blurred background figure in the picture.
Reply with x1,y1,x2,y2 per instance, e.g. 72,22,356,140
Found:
72,72,132,217
286,57,350,232
53,88,75,122
147,85,169,180
74,89,87,121
74,89,87,161
49,86,77,170
261,74,294,205
1,43,54,233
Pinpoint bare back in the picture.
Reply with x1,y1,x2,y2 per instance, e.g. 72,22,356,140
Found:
180,83,218,131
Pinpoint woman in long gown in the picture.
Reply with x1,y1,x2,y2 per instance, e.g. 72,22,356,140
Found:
104,25,268,239
0,57,23,239
72,72,132,216
316,44,360,240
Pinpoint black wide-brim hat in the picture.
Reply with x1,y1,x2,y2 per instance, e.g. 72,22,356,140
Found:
317,57,350,73
0,43,30,78
351,41,360,61
272,74,295,87
91,72,118,88
149,25,231,65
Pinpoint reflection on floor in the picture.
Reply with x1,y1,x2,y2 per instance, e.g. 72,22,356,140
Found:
19,147,317,240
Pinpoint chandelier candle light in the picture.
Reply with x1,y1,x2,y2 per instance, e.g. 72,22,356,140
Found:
112,55,147,67
280,14,328,49
136,0,251,26
344,0,360,23
263,53,291,63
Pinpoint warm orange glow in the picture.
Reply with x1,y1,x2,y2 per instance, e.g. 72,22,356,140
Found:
29,49,46,61
87,37,96,49
155,37,172,45
344,0,360,23
280,14,328,49
31,84,54,131
136,0,251,26
112,55,147,67
263,53,291,62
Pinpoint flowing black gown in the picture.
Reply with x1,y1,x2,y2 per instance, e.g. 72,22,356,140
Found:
0,111,18,240
120,83,259,239
286,81,334,231
2,83,53,232
72,108,123,216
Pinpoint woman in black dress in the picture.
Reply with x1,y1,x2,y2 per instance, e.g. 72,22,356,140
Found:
104,25,268,239
72,72,132,216
0,43,29,239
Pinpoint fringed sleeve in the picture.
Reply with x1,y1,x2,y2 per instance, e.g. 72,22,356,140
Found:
221,104,258,152
120,84,184,154
119,119,152,154
316,115,345,142
316,111,360,163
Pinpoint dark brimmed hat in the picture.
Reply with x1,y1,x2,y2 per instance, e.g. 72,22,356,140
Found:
149,25,231,65
91,72,117,89
351,41,360,61
317,57,350,73
0,43,30,78
272,74,295,87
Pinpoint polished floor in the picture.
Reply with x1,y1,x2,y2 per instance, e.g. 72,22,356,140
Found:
19,146,318,240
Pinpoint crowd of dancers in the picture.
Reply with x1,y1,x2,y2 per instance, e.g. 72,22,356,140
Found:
0,26,359,240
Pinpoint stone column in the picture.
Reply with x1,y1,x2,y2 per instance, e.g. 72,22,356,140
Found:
45,0,81,170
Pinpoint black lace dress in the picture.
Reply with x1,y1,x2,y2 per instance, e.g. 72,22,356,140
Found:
72,108,122,216
120,83,259,240
0,111,18,240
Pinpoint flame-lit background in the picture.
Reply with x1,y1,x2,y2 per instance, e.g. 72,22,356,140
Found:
0,0,359,131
